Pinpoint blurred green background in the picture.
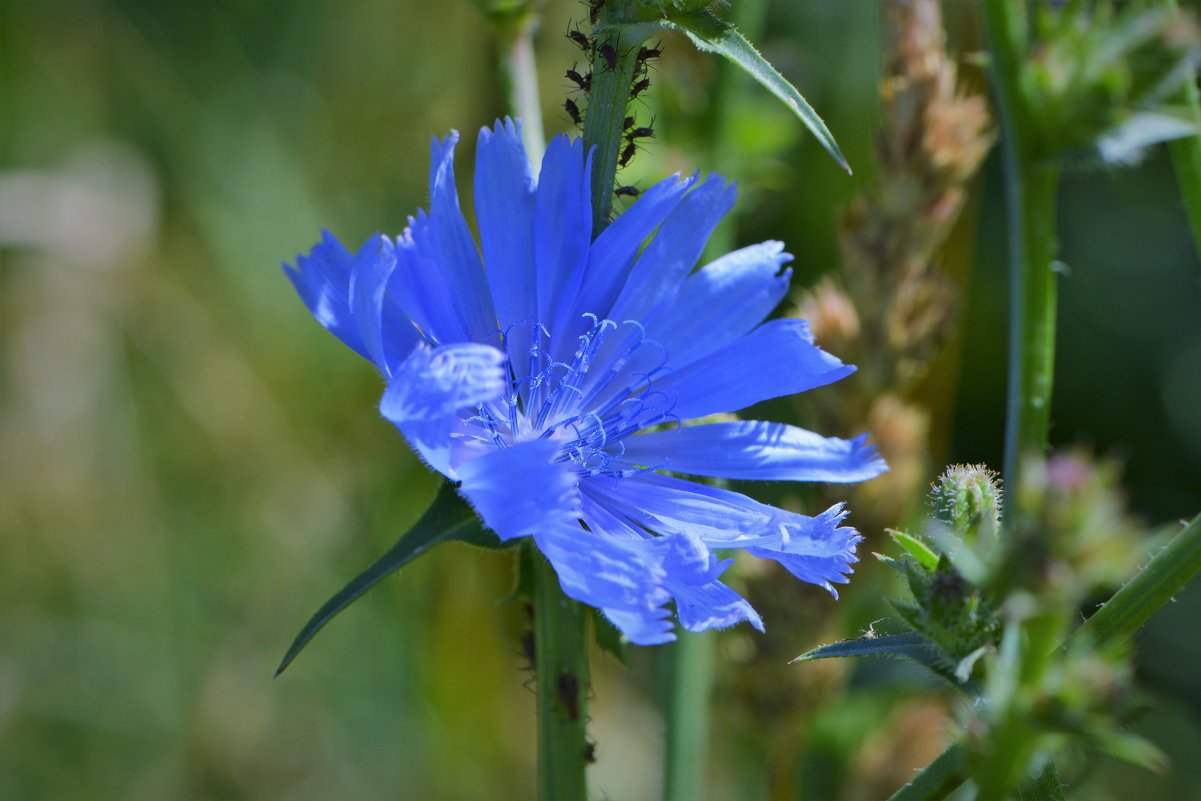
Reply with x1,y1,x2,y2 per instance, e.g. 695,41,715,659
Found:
2,1,1200,799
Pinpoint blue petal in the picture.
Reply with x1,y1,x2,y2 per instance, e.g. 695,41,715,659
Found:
475,119,537,333
658,532,763,633
582,489,761,633
621,421,888,483
457,439,580,540
532,135,593,358
666,319,856,420
586,472,861,595
745,505,861,597
645,241,792,370
608,175,737,323
348,234,421,377
427,132,498,344
379,343,507,476
391,214,472,345
570,172,697,325
534,522,676,646
284,230,371,364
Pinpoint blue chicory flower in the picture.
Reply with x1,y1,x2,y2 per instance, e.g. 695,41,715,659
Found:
285,119,887,645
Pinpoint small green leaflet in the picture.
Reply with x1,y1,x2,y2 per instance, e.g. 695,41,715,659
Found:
889,529,940,571
275,480,507,676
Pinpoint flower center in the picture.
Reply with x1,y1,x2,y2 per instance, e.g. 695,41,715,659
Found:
468,316,677,478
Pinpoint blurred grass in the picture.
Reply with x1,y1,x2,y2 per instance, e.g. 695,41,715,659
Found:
1,2,1200,800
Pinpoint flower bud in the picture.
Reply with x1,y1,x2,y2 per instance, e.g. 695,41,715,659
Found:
930,464,1002,543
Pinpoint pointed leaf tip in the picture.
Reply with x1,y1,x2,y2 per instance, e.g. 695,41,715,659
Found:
638,10,850,173
274,481,506,676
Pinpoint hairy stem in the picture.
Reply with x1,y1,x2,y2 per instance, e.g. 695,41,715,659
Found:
583,1,649,235
532,547,590,801
1076,513,1201,647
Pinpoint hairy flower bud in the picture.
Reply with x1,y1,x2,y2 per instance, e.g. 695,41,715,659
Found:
931,464,1002,543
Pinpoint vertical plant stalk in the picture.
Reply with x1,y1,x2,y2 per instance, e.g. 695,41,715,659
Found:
662,631,716,801
583,0,648,235
1161,0,1201,262
983,0,1060,508
532,547,590,801
495,11,547,165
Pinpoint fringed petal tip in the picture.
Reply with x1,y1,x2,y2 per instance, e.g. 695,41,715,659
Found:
849,433,891,480
480,116,522,141
744,502,864,595
284,229,375,363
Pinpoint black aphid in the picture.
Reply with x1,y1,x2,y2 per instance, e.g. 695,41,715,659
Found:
618,141,637,168
566,67,592,93
565,98,583,125
599,42,617,71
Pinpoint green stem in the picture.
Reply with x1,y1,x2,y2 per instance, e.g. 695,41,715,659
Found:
984,0,1061,507
583,1,648,235
1075,513,1201,647
1161,0,1201,262
532,546,590,801
1017,764,1067,801
661,630,716,801
886,744,966,801
495,11,546,165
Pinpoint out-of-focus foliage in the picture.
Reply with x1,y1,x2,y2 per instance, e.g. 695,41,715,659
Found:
2,2,1201,800
1022,2,1200,165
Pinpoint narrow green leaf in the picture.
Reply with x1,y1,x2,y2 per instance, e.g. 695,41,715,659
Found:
791,630,941,671
652,10,851,173
890,529,940,571
1093,730,1169,773
1075,513,1201,647
275,481,504,676
791,630,930,663
793,630,982,695
886,744,966,801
